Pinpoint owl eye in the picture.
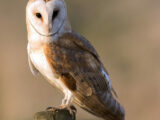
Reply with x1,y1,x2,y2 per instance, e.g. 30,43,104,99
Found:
52,9,59,20
36,13,42,19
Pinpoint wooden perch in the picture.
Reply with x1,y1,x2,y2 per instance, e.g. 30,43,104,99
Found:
34,106,76,120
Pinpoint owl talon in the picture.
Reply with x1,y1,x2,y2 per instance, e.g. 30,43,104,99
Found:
69,105,77,115
59,105,76,115
46,105,76,116
46,106,56,111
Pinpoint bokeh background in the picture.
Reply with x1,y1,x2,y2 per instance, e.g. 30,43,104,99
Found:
0,0,160,120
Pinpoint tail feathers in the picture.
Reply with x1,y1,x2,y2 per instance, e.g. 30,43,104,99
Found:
74,91,125,120
100,92,125,120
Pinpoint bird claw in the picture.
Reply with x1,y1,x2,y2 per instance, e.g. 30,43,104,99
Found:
60,105,77,115
46,105,77,116
46,106,57,111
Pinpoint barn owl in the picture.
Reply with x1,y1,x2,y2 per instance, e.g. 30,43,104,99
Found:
26,0,125,120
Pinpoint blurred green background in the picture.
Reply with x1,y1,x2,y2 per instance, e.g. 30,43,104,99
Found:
0,0,160,120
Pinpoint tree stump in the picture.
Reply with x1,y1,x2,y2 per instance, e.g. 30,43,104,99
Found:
34,106,76,120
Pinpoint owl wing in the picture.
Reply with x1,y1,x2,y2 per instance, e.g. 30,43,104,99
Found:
69,31,100,62
62,31,113,93
46,31,114,96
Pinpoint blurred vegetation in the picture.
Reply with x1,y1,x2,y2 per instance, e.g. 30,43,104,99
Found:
0,0,160,120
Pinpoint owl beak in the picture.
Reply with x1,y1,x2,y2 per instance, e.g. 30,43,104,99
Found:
48,24,52,33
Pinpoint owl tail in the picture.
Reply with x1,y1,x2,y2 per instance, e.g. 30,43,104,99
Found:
99,92,125,120
75,91,125,120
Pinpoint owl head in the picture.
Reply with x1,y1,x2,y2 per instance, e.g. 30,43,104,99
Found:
26,0,71,37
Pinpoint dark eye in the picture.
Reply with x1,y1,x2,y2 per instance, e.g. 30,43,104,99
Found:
36,13,42,18
52,9,59,20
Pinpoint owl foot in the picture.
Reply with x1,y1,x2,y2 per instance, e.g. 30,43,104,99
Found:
46,105,77,116
46,106,57,111
59,105,76,115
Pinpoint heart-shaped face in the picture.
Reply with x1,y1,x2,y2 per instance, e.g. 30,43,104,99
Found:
26,0,67,37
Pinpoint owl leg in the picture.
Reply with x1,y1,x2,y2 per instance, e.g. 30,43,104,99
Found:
62,90,73,105
47,90,76,114
59,90,76,115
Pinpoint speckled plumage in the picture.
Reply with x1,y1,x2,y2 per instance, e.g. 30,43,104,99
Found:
26,0,125,120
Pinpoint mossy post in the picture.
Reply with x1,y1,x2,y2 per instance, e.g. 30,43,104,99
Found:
34,106,76,120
